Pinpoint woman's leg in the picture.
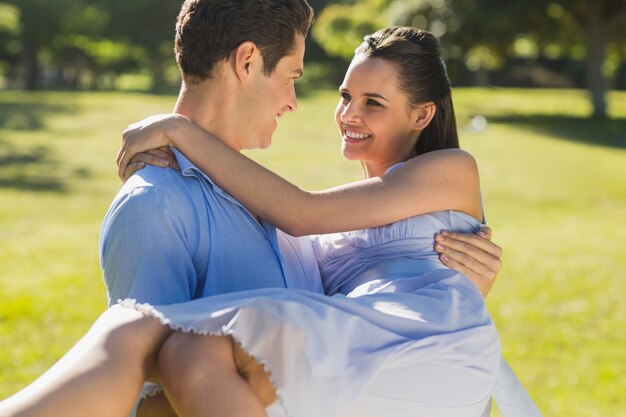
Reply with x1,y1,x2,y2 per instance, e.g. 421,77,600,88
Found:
0,305,172,417
158,332,269,417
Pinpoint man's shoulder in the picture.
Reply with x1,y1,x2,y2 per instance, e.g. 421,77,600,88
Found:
119,166,207,201
105,166,209,223
127,165,200,191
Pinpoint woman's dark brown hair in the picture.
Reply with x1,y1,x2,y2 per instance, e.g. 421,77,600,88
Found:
355,26,459,155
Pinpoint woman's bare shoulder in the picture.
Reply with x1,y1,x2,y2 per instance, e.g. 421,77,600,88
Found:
398,149,478,178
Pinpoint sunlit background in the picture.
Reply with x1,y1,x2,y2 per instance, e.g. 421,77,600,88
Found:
0,1,625,416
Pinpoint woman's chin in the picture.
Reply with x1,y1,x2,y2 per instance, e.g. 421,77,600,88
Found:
341,147,363,162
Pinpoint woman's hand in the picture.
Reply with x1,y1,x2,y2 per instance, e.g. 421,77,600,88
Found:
117,114,189,181
122,147,180,181
434,226,503,298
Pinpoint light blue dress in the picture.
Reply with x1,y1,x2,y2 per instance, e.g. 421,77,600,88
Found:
123,210,506,417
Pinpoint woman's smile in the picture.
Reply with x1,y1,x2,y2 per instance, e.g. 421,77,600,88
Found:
343,128,373,141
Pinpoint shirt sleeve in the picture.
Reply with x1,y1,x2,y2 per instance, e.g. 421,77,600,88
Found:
99,182,204,307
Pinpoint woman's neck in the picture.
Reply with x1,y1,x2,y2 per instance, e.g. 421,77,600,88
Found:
363,161,404,178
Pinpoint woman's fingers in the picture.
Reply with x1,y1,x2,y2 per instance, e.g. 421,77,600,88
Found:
146,148,179,169
117,114,179,180
117,130,149,181
117,138,134,181
121,150,181,182
123,161,146,182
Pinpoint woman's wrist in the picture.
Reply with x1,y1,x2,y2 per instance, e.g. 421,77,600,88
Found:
164,114,191,147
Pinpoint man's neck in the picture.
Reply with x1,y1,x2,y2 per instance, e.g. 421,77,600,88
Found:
172,80,243,152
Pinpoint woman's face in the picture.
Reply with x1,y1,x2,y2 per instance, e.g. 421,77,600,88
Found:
335,56,420,177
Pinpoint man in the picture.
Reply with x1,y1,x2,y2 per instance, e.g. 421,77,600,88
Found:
100,1,503,416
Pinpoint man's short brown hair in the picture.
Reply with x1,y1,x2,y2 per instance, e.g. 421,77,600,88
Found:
175,0,313,83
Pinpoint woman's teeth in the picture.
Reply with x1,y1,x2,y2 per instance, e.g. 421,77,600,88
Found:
345,130,372,140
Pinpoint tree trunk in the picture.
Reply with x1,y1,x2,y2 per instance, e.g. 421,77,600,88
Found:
584,1,608,118
150,58,166,92
473,67,490,87
23,38,40,91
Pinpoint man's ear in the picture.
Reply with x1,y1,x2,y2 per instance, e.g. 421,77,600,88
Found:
412,102,436,130
233,41,259,82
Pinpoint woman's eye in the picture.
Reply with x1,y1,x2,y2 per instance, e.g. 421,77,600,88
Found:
340,92,351,102
367,99,382,107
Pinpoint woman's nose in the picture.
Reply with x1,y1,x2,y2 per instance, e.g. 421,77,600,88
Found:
341,102,360,123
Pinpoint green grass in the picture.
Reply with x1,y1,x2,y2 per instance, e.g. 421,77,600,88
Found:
1,88,625,416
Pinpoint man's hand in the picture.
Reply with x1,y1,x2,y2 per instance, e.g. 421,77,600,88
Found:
233,341,278,407
434,226,502,298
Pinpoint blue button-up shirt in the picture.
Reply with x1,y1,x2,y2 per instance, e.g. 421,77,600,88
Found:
100,150,322,307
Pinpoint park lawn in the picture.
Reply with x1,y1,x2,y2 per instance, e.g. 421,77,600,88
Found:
0,88,625,416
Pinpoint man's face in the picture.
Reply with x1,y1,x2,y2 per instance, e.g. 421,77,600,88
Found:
238,34,305,150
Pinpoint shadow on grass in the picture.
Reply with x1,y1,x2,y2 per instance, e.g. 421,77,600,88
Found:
488,114,626,150
0,139,93,192
0,100,91,192
0,142,68,192
0,101,77,131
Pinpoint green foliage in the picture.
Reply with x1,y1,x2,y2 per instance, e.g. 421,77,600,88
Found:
312,0,388,59
0,88,625,416
0,3,19,64
313,0,626,116
0,0,182,91
53,35,145,73
0,3,19,33
315,0,625,68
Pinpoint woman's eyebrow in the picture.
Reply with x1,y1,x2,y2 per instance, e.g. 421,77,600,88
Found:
364,92,389,101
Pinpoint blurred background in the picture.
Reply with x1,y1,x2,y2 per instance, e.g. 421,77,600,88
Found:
1,0,625,115
0,1,625,416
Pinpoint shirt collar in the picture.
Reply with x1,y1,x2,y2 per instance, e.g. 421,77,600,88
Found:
173,148,244,208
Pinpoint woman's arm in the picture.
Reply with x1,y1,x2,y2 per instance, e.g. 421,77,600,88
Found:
118,115,482,236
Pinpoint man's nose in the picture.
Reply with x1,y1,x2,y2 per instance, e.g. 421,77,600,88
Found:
286,86,298,113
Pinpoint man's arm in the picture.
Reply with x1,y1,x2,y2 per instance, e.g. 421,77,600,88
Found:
100,175,207,417
100,175,204,306
434,226,502,298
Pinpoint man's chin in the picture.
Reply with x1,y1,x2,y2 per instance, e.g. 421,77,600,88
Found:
240,135,272,151
258,135,273,149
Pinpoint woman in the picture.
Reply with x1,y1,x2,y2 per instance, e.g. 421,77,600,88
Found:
0,27,536,417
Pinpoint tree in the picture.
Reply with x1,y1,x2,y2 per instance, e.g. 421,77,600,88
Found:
469,0,626,118
0,3,20,86
101,0,183,91
314,0,626,118
1,0,86,90
313,0,386,59
535,0,626,118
